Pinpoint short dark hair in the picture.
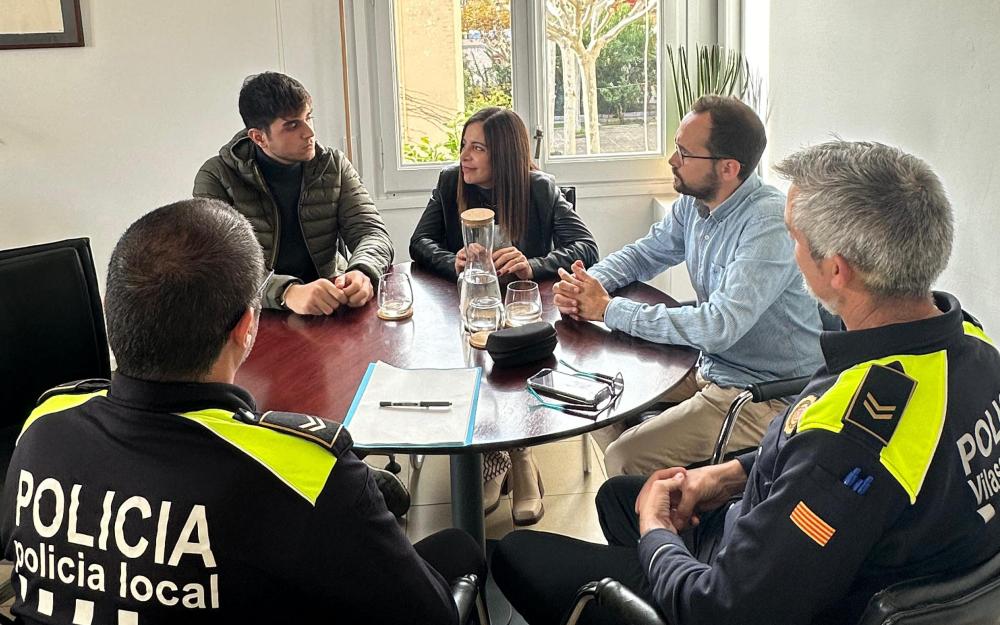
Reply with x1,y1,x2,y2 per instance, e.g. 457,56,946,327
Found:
238,72,311,133
691,95,766,180
105,199,265,381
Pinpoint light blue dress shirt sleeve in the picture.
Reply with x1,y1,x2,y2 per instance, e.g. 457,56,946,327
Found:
603,211,799,354
587,201,688,291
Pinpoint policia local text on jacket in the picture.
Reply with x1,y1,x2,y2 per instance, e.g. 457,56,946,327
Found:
640,292,1000,625
409,164,599,281
194,130,394,309
0,374,461,624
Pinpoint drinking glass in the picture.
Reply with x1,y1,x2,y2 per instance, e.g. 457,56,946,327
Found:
504,280,542,326
377,273,413,319
465,298,504,333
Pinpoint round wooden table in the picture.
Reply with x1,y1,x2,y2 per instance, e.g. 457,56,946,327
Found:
236,262,698,545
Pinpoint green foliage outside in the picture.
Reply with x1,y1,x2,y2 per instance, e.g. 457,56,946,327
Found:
402,1,660,162
552,3,656,122
402,67,512,164
595,6,657,121
403,0,512,164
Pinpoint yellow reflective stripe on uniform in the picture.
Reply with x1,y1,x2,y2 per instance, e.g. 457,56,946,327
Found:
797,352,948,504
964,321,996,347
18,390,108,442
177,408,336,506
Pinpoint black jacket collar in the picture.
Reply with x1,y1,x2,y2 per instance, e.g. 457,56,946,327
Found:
109,372,257,416
820,292,965,374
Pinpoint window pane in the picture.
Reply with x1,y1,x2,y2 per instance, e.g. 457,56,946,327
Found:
395,0,513,166
545,1,660,157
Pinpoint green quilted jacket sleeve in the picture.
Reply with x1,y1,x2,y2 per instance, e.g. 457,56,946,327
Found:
333,151,394,284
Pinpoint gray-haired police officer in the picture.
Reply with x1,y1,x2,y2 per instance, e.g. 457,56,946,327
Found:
493,141,1000,625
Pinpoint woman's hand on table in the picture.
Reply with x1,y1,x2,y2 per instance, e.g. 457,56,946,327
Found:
493,246,532,279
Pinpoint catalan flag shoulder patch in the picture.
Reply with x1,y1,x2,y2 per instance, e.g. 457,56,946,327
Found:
790,501,836,547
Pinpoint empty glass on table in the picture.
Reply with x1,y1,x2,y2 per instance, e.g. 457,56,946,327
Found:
377,272,414,319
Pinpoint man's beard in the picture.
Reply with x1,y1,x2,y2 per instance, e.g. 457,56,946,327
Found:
673,167,722,202
802,275,839,316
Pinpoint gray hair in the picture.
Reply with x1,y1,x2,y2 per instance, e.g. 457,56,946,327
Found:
774,140,953,300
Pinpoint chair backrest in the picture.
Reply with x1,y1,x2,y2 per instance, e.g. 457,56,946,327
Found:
559,186,577,211
855,550,1000,625
0,238,111,480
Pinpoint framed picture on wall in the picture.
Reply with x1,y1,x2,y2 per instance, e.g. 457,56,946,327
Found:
0,0,84,50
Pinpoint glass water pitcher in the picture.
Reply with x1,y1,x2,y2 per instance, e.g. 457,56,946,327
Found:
459,208,504,332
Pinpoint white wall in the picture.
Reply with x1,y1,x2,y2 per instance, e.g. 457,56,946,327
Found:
766,1,1000,330
0,0,347,284
0,0,664,295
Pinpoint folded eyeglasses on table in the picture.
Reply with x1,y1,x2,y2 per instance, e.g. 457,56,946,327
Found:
526,359,625,419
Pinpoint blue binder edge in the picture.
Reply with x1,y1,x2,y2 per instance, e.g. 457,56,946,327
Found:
343,362,377,429
343,363,481,447
464,366,483,445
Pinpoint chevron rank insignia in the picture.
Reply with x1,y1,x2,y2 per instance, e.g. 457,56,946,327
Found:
842,362,916,448
256,411,343,449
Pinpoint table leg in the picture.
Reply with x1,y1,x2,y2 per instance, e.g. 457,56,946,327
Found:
449,453,485,547
449,454,512,623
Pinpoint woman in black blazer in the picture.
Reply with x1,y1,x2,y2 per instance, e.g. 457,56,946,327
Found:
409,107,599,526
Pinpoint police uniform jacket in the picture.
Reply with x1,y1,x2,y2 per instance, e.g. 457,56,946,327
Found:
639,292,1000,625
0,374,457,624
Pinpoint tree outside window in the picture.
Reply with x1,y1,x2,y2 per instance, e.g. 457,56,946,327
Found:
397,0,660,165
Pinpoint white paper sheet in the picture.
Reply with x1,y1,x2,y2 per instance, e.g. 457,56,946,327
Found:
343,361,481,447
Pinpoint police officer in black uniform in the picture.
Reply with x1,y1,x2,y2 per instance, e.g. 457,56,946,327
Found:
492,140,1000,625
1,199,484,624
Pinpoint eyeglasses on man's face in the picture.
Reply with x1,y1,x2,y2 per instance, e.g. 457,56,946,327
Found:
673,143,738,167
674,143,739,167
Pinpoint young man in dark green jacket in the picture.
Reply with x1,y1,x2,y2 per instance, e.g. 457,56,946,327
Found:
194,72,393,316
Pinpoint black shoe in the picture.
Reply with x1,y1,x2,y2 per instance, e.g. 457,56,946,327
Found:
372,466,411,518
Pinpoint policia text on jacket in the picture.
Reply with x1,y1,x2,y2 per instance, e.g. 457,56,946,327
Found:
12,470,219,611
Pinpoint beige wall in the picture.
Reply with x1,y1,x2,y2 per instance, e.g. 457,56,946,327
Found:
1,0,674,301
0,0,346,286
394,0,463,145
767,0,1000,332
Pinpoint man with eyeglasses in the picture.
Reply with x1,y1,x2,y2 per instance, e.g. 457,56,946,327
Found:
553,94,823,477
0,199,484,624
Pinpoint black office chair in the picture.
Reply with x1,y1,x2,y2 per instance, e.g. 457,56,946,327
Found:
856,550,1000,624
453,573,491,625
561,553,1000,625
0,237,112,606
0,238,111,472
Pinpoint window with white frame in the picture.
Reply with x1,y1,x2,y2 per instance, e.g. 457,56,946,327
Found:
352,0,731,196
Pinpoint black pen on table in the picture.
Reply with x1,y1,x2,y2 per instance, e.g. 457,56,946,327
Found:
379,401,453,408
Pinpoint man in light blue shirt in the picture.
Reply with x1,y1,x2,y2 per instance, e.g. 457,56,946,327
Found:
555,95,823,476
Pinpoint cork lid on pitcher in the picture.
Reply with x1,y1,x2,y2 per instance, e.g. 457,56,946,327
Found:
460,208,495,227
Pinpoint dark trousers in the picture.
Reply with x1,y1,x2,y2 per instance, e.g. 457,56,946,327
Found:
492,475,730,625
415,527,488,590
